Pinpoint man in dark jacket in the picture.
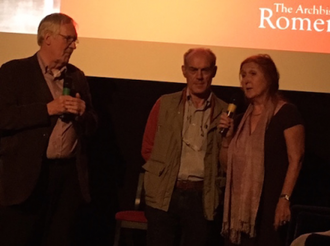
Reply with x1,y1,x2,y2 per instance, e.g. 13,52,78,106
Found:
0,13,97,245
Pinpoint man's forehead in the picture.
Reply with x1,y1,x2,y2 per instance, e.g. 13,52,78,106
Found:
60,22,77,33
185,51,214,66
186,57,214,67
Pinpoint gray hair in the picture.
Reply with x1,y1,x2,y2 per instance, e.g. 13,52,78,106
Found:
37,13,75,46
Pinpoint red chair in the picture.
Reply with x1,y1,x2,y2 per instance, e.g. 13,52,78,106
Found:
113,172,147,246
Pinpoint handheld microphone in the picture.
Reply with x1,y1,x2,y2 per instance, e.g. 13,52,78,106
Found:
220,96,239,136
63,75,72,96
60,75,73,121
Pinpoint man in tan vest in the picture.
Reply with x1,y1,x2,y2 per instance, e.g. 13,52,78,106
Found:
141,48,227,246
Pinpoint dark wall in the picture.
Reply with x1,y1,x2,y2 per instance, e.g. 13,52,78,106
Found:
85,76,330,243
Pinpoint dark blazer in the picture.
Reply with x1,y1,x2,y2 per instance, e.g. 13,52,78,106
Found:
0,53,97,206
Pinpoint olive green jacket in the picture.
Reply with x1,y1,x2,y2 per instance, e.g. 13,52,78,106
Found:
142,89,227,220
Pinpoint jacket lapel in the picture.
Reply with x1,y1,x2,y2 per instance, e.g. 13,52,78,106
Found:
30,54,54,103
29,54,59,127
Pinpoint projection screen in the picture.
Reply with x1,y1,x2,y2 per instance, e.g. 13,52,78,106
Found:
0,0,330,93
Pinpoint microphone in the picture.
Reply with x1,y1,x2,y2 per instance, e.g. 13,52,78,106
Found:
60,75,73,121
220,95,239,136
62,75,72,96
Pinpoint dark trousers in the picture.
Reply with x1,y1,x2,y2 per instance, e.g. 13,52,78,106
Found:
145,188,223,246
0,158,85,246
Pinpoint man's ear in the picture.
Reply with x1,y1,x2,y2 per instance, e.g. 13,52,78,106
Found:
181,65,187,78
212,66,218,78
44,32,52,45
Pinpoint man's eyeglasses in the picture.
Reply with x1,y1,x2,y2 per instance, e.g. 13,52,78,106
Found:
58,34,79,45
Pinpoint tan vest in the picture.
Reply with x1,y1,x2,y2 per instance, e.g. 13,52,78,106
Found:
143,90,227,220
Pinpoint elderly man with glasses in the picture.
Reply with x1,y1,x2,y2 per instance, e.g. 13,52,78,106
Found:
0,13,97,245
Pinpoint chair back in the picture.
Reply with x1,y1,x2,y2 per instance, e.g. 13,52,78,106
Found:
287,204,330,245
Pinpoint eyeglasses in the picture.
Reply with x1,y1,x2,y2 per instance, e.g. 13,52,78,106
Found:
58,33,79,45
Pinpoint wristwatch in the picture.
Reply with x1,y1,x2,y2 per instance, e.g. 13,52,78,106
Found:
279,194,290,201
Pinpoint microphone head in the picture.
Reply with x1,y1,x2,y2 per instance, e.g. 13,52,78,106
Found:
227,103,237,114
227,91,243,114
220,90,243,136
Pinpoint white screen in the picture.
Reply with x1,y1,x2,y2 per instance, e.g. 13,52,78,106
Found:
0,0,330,93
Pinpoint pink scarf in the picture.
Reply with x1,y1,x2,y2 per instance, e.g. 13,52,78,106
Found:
222,100,275,244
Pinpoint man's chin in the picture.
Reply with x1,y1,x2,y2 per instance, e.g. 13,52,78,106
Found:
191,89,211,98
62,54,72,65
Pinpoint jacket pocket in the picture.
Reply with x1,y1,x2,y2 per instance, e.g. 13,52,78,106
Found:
142,159,165,176
142,159,166,204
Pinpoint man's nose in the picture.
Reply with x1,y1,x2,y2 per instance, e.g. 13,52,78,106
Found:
70,42,77,49
69,40,77,49
196,69,203,79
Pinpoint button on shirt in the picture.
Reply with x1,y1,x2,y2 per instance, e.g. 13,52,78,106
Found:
178,90,212,181
37,53,77,159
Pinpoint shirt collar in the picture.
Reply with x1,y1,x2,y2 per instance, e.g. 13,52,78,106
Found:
37,52,67,79
186,88,212,109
